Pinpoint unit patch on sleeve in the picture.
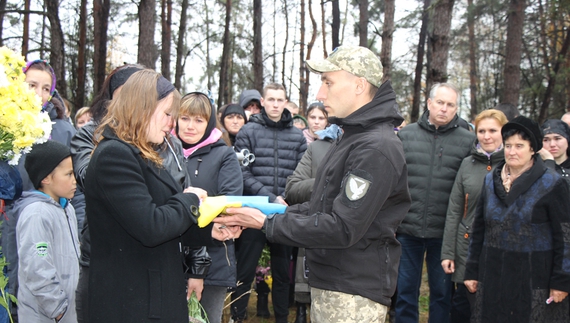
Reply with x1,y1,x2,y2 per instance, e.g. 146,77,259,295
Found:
36,242,48,257
341,169,373,208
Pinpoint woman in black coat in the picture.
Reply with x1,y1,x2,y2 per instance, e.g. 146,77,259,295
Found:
84,70,234,322
175,92,243,323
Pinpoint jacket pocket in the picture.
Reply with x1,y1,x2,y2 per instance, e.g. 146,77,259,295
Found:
148,269,162,319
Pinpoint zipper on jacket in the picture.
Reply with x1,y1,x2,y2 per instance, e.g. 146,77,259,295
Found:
64,208,80,260
421,132,438,237
463,193,469,219
437,146,443,170
194,158,203,177
320,179,330,214
385,244,391,288
273,128,279,196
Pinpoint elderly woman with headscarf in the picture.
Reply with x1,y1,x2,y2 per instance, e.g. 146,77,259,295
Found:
464,116,570,323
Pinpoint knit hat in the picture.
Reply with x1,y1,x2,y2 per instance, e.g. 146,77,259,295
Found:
239,89,262,109
306,45,384,87
501,116,543,153
25,141,71,189
222,103,247,123
293,114,308,128
541,119,570,142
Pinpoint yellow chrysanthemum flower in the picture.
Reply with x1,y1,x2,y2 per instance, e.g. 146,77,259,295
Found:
0,46,52,165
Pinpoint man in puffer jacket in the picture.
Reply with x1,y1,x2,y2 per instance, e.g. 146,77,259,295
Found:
396,83,475,323
232,83,307,323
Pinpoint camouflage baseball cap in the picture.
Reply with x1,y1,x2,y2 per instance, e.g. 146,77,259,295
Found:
305,45,383,87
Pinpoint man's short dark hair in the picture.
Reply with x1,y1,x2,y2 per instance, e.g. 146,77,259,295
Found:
263,83,287,98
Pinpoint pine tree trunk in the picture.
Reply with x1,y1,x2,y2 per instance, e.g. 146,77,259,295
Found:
538,28,570,123
218,0,232,106
299,0,306,107
138,0,157,69
174,0,188,90
426,0,455,94
204,0,212,90
93,0,110,96
253,0,263,92
359,0,368,47
411,0,430,123
381,0,395,81
0,0,6,47
281,0,289,88
44,0,67,96
321,0,328,57
22,0,30,58
501,0,526,106
303,0,317,113
160,0,172,80
468,0,478,120
332,0,340,50
75,0,87,109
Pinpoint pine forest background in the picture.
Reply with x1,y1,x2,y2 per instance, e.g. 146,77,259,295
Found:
1,0,569,123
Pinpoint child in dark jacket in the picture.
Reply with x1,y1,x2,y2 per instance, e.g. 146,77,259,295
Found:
15,140,79,323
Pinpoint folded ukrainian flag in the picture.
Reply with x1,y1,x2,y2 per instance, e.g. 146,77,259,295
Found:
197,196,287,228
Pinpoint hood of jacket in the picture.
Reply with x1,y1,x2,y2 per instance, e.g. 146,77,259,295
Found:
13,191,68,216
249,107,294,129
190,138,228,157
417,109,463,134
328,80,404,129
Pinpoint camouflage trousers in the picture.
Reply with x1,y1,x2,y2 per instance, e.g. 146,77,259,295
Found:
311,287,388,323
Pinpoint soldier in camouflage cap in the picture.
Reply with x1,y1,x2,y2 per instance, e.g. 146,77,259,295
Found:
215,45,410,323
306,45,383,87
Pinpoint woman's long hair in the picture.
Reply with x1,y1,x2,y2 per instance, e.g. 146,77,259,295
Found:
95,70,181,165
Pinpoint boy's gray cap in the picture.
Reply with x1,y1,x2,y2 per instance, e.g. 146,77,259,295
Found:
305,45,384,87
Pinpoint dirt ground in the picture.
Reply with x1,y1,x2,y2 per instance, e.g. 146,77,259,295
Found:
220,265,430,323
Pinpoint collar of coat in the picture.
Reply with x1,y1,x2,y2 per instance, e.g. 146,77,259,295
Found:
492,156,548,205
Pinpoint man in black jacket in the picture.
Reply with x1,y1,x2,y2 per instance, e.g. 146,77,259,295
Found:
232,83,307,323
217,45,411,323
396,83,475,323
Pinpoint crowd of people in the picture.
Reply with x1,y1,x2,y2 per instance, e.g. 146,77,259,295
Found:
1,44,570,323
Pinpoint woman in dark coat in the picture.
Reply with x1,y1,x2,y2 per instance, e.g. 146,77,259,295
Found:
175,92,243,323
441,109,507,322
84,70,234,322
464,116,570,323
